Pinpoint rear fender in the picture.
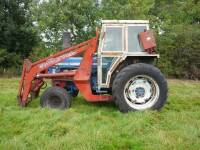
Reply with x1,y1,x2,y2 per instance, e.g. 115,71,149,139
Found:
98,55,159,89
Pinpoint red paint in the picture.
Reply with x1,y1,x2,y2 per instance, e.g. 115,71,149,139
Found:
18,31,112,106
139,30,156,53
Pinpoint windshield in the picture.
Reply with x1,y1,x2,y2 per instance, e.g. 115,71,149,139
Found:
102,27,122,51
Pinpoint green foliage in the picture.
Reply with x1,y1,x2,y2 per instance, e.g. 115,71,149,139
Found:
0,0,37,71
170,25,200,79
31,0,155,48
0,48,21,76
100,0,154,20
0,78,200,149
151,0,200,79
157,25,200,79
31,0,100,49
29,43,57,62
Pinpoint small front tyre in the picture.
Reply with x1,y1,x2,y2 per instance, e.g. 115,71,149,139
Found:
40,86,71,110
112,63,168,112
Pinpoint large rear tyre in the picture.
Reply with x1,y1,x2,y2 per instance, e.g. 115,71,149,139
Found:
40,86,71,110
112,63,168,112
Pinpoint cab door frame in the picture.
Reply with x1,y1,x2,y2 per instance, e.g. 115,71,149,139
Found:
97,24,125,89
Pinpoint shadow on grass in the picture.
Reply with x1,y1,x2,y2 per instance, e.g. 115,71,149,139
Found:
27,95,117,111
73,96,117,110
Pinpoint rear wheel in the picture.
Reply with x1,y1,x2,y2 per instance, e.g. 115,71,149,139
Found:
112,63,168,112
40,86,71,109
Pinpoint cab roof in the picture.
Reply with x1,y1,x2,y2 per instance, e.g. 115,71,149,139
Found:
102,20,149,24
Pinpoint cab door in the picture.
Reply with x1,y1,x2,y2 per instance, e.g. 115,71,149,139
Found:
97,25,124,88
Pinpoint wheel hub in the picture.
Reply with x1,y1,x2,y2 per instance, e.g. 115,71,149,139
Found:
135,87,145,98
124,75,160,110
127,79,152,104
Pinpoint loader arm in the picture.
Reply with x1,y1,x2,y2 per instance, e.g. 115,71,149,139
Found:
18,31,112,106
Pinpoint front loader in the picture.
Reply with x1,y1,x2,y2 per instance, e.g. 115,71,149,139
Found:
18,20,168,112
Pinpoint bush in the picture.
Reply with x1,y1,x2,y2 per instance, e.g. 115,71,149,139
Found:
157,25,200,79
0,67,21,77
0,48,22,77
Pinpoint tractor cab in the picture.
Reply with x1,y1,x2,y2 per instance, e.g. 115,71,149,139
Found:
97,20,158,89
99,20,150,53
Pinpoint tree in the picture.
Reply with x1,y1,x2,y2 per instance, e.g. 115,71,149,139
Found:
150,0,200,79
31,0,100,49
100,0,154,20
0,0,37,69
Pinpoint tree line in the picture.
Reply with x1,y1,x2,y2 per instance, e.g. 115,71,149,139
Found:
0,0,199,79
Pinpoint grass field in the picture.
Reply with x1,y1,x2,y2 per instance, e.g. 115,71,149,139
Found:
0,78,200,150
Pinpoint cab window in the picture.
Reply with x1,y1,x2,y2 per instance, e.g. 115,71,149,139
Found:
103,27,122,51
128,26,146,52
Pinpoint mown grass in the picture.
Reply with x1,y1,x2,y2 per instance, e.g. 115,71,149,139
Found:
0,78,200,150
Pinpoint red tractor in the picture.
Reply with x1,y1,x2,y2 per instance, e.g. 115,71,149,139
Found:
18,20,168,112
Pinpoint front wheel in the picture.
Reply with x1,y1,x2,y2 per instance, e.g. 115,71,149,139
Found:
40,86,71,110
112,63,168,112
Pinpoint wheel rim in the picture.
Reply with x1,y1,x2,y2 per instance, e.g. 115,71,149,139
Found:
123,75,160,110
